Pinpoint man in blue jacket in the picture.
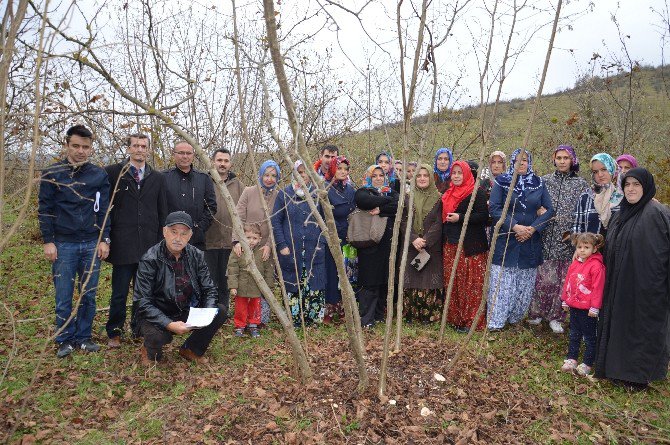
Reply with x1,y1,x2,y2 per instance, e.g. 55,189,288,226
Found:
38,125,111,358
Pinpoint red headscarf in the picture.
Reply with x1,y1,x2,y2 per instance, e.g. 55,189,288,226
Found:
442,160,475,222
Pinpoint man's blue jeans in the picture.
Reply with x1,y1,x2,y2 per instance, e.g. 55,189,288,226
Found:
53,240,100,344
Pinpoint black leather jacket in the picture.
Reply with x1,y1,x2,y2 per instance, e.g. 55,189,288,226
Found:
133,240,218,329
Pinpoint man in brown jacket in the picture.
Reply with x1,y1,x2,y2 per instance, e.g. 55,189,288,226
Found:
204,148,244,319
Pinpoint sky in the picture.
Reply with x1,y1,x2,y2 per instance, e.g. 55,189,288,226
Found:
310,0,670,108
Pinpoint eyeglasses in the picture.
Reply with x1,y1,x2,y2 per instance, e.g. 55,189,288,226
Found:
174,151,194,156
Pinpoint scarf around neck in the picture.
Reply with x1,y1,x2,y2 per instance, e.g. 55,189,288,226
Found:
412,164,441,234
441,160,475,222
494,148,542,209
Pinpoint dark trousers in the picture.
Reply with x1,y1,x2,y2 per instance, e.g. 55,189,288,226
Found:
357,285,387,326
106,263,138,338
567,307,597,366
204,248,232,316
139,304,227,361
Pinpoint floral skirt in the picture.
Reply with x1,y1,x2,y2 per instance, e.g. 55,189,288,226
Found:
443,243,487,330
529,259,570,322
403,289,443,323
288,267,325,327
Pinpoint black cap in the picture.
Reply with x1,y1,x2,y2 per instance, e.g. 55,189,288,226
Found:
164,211,193,229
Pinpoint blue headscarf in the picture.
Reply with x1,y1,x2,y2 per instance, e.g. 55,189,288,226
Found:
258,160,281,192
375,151,396,185
433,148,453,182
494,148,542,209
590,152,623,208
590,153,616,177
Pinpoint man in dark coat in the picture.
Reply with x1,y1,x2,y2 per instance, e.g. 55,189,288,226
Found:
105,133,168,348
205,148,244,316
134,211,226,364
38,125,110,358
164,141,217,250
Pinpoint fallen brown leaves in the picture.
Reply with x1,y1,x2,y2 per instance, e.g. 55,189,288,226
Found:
2,325,669,444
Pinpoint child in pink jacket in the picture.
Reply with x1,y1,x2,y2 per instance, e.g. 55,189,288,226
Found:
560,233,606,376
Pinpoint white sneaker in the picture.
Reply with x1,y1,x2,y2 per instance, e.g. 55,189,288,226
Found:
527,317,542,325
549,320,564,333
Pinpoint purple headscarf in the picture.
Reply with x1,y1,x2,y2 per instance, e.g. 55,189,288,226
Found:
616,154,638,169
553,144,580,173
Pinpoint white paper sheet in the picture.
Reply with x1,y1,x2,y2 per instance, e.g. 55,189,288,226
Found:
185,307,219,328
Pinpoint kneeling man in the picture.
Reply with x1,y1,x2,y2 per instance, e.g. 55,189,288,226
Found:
134,211,225,364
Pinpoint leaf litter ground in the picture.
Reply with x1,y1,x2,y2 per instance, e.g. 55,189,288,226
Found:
2,319,669,444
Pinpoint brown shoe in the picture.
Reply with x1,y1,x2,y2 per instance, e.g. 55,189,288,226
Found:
140,346,152,366
179,347,207,364
108,336,121,348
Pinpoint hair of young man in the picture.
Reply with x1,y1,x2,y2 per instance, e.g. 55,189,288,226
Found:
211,148,231,159
243,222,262,236
65,125,93,143
126,133,150,147
320,144,338,155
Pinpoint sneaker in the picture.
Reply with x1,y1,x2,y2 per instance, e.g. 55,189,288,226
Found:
549,320,564,334
575,363,592,376
561,359,577,373
527,317,542,325
56,342,74,358
249,328,260,338
79,340,100,353
234,328,246,337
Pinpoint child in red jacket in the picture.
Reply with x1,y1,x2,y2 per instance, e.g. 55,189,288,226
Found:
560,233,606,376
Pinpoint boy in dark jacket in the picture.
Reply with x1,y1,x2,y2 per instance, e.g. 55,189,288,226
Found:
227,223,275,338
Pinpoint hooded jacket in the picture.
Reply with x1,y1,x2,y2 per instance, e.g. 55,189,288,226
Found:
561,252,605,310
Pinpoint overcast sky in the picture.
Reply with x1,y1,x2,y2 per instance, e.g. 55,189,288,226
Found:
307,0,670,108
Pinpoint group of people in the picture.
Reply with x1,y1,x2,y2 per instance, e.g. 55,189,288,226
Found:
38,125,669,389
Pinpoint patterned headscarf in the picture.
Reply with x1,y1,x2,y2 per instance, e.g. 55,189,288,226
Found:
364,164,391,195
590,153,623,228
328,155,351,187
375,151,396,184
494,148,542,209
553,144,580,173
616,154,638,169
433,147,454,182
489,151,507,168
412,164,441,234
258,160,281,192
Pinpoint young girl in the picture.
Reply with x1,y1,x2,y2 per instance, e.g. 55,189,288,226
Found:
560,232,606,376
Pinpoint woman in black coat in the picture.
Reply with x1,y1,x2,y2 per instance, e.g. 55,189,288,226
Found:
354,165,399,327
594,168,670,388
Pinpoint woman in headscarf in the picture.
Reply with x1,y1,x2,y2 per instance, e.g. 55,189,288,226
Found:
442,160,490,331
323,156,356,324
375,151,401,193
615,154,638,176
400,164,443,323
354,164,400,327
434,148,454,193
528,145,589,333
441,161,489,332
271,161,326,327
482,150,507,198
594,168,670,389
573,153,623,236
234,159,281,325
487,149,554,331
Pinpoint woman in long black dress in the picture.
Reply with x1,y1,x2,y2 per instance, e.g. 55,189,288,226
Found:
594,168,670,389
